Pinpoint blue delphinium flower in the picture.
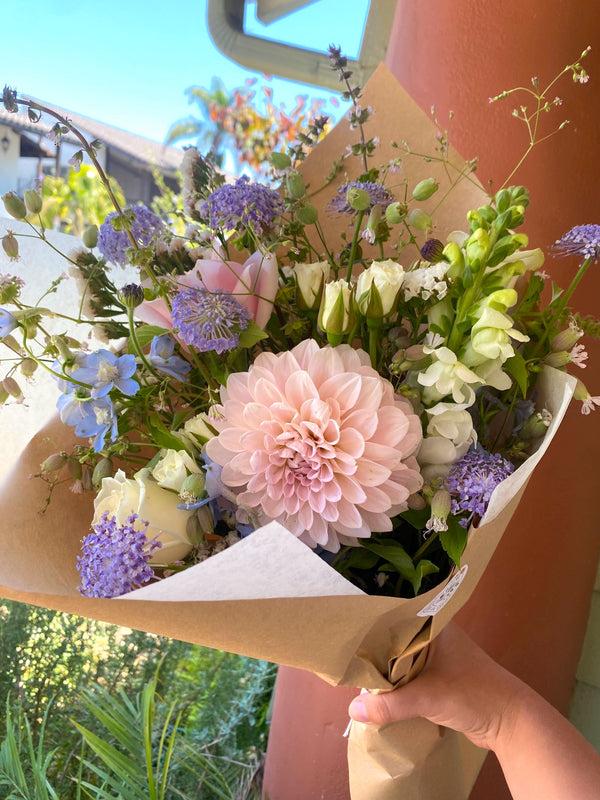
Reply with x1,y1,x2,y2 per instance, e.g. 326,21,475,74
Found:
148,334,192,380
201,175,284,234
445,446,514,527
0,308,17,338
72,349,139,398
77,512,161,598
57,392,118,452
171,287,250,354
98,205,163,266
553,224,600,262
328,180,394,215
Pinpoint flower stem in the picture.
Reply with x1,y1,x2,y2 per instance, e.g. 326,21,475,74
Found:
126,308,161,380
345,211,365,283
412,530,441,562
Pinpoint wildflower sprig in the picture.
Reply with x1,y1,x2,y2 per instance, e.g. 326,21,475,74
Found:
489,45,592,187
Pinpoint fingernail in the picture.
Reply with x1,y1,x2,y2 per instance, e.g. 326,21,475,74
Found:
349,698,369,723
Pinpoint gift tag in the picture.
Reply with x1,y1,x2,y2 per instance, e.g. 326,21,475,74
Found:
417,564,469,617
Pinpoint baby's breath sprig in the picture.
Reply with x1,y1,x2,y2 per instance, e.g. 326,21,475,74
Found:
489,46,592,188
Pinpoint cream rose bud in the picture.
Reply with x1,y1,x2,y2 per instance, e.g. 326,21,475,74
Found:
294,260,330,310
152,448,202,493
93,470,194,563
183,412,217,445
318,279,353,338
356,259,405,317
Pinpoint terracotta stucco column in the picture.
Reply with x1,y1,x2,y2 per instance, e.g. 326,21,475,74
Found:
263,3,600,798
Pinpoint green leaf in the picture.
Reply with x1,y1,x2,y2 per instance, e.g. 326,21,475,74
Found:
237,321,268,349
339,547,380,571
440,515,468,567
412,559,439,595
361,541,415,581
127,324,169,353
504,352,529,397
147,412,188,452
400,508,430,530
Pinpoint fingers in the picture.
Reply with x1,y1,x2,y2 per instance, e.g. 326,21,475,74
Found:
348,680,430,727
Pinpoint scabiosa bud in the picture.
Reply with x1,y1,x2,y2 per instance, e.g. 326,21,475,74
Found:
420,239,445,263
82,224,98,249
2,233,19,261
77,512,161,598
295,203,318,226
2,192,26,220
346,187,371,212
24,189,42,214
118,283,145,309
385,202,408,225
412,178,439,201
446,446,514,525
329,181,393,215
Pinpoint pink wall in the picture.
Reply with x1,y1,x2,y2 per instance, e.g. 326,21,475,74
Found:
263,2,600,798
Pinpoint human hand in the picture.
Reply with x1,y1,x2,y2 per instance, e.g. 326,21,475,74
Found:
348,622,528,751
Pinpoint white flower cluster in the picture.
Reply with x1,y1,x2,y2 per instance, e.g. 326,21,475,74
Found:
402,262,449,301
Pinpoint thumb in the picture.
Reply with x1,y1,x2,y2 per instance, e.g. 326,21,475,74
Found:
349,681,431,727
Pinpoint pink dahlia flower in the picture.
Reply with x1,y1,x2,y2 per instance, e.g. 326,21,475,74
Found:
206,340,423,552
136,250,278,330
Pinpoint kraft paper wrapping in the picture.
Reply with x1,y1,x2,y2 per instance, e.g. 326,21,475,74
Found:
0,65,577,799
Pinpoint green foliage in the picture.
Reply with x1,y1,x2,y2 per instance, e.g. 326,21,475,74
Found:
37,166,125,236
0,601,275,799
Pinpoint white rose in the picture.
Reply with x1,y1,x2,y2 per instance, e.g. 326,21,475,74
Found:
294,261,330,310
183,412,217,445
356,259,404,316
93,469,193,563
151,448,201,492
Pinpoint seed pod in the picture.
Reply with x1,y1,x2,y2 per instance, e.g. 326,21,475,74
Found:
2,192,27,220
271,152,291,170
24,189,43,214
67,458,82,480
2,376,22,399
0,388,9,405
406,208,432,231
81,466,93,492
1,232,19,260
41,452,67,473
286,171,306,200
20,357,38,377
82,225,98,249
295,203,318,226
92,457,113,487
412,178,439,201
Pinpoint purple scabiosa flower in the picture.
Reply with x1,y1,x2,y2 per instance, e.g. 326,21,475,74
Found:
0,308,17,338
98,205,163,266
171,287,250,354
77,512,160,598
148,334,191,380
553,224,600,262
57,392,118,452
328,180,394,215
72,349,139,398
445,446,514,526
200,176,284,234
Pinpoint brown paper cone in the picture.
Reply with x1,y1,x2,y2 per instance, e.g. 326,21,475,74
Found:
0,65,577,800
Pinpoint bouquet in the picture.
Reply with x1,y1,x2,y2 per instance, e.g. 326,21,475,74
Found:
0,47,597,799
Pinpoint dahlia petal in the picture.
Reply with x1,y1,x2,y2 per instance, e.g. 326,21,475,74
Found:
336,498,364,529
360,510,394,532
319,373,362,411
338,427,365,459
218,427,246,453
363,442,403,468
354,459,391,487
205,436,233,466
307,346,345,387
360,485,393,513
308,514,330,546
291,338,321,369
336,474,367,504
322,501,340,522
343,409,379,440
242,402,272,427
225,372,252,402
221,463,252,486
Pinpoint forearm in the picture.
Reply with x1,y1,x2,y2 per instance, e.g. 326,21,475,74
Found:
495,684,600,800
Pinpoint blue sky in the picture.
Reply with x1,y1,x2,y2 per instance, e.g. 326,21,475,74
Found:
2,0,368,144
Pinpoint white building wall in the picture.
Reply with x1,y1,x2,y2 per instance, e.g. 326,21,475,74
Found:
0,125,20,198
